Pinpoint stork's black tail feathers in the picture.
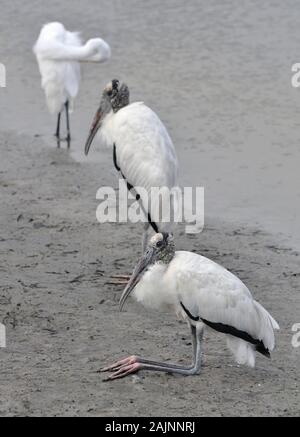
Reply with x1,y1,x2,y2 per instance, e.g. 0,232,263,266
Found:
180,302,271,358
255,342,270,358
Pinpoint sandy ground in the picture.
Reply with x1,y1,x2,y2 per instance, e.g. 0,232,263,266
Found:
0,0,299,417
0,131,299,417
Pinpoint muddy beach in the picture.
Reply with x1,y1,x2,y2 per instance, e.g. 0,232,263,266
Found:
0,0,299,417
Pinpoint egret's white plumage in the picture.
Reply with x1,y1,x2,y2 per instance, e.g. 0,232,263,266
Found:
33,22,111,142
85,81,178,250
102,233,279,380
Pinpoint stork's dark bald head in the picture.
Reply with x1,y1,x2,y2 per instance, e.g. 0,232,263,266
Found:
102,79,130,112
149,233,175,264
84,79,130,156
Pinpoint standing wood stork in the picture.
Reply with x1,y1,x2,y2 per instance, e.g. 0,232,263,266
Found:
101,233,279,380
33,22,111,147
84,80,178,260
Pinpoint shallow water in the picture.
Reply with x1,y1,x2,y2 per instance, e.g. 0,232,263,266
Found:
1,0,300,249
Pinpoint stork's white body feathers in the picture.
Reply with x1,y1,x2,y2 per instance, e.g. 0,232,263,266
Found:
99,102,178,230
33,22,111,114
133,250,279,367
99,102,178,191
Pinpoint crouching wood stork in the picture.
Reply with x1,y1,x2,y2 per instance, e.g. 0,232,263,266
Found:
84,80,179,261
101,233,279,380
33,22,111,147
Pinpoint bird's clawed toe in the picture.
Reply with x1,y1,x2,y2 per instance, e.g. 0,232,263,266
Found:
111,274,131,280
99,355,140,380
105,274,131,285
102,363,141,381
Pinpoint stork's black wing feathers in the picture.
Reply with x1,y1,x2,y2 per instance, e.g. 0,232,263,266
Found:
113,143,159,233
180,302,270,358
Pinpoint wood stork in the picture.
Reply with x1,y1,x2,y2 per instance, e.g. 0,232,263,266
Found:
33,22,111,147
84,80,178,259
101,233,280,380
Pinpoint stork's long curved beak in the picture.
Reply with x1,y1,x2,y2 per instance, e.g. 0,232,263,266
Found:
119,247,155,312
84,106,103,156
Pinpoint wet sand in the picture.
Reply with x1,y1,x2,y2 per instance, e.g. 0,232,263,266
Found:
0,0,299,417
0,132,299,416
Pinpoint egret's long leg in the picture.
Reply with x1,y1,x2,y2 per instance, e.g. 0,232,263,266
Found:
101,325,203,380
65,100,71,147
55,112,61,146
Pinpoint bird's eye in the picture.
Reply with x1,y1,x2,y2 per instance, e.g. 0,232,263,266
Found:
107,90,113,97
156,240,163,248
112,79,119,89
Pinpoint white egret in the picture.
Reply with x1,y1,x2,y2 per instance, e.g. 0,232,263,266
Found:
101,233,279,380
33,22,111,146
85,80,178,258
